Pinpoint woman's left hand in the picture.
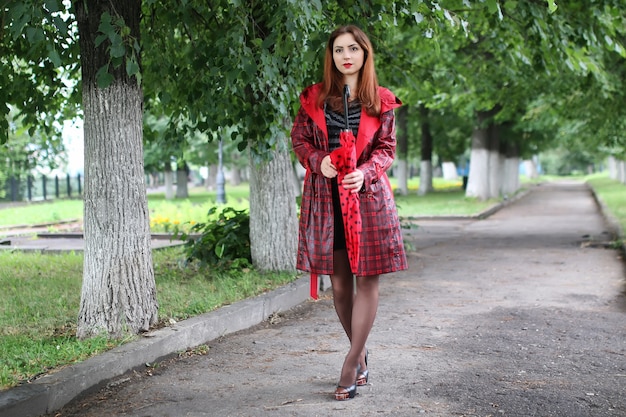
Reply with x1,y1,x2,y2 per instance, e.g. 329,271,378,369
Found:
342,169,364,194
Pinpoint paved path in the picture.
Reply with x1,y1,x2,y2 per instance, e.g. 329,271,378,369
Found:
33,182,626,416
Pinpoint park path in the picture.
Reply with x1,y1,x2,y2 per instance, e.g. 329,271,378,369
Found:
48,181,626,417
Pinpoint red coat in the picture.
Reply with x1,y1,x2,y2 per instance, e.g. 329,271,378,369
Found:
291,83,408,276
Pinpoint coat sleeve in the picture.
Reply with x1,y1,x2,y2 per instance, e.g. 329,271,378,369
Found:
291,106,328,175
357,109,396,189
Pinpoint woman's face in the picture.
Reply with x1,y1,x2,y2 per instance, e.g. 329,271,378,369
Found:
332,33,365,78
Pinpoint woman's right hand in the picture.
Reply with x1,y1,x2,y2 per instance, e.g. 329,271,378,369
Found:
321,155,338,178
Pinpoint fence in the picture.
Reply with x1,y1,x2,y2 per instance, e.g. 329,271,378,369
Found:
1,174,83,202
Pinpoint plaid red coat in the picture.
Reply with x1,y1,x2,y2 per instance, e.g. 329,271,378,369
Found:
291,83,408,276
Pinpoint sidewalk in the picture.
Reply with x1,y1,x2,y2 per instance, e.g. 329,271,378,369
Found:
3,181,626,417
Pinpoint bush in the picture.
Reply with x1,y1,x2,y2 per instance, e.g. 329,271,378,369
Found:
177,206,251,271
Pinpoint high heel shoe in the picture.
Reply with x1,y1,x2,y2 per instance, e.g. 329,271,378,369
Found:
356,349,369,386
334,382,357,400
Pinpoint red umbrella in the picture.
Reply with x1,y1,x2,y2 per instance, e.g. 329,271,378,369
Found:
330,85,361,275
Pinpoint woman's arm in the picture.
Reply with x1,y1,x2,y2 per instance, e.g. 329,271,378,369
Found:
291,106,329,175
357,109,397,190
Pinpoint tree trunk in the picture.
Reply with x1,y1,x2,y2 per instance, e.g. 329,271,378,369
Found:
395,106,409,196
487,123,502,199
230,166,241,186
501,141,520,197
76,0,157,340
441,161,458,180
249,129,298,272
175,161,189,198
523,159,539,179
418,104,434,196
164,162,175,199
204,164,217,190
292,162,302,198
607,156,616,180
418,160,433,196
466,112,490,200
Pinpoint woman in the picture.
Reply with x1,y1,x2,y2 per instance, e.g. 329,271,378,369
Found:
291,25,407,401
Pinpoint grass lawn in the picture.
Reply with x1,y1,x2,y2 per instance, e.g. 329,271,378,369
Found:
0,247,296,389
585,174,626,237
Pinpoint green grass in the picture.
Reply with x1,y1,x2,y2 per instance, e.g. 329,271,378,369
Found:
0,199,83,227
585,173,626,236
0,247,296,389
0,186,251,231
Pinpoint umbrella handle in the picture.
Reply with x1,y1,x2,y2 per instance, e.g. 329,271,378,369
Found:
343,84,350,130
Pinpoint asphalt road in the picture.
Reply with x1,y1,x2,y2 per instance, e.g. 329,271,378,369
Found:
45,181,626,417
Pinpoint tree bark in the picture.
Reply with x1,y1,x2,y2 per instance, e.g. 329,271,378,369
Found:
487,123,503,199
607,156,616,180
395,106,409,196
249,129,298,272
501,141,520,196
418,104,434,196
164,162,175,199
523,158,539,179
76,0,157,339
175,161,189,198
441,161,458,180
466,111,490,200
204,164,217,190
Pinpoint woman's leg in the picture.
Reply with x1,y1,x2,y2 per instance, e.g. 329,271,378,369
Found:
330,249,354,340
337,274,379,388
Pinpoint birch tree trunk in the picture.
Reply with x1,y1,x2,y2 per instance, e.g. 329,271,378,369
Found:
249,131,298,272
76,0,157,339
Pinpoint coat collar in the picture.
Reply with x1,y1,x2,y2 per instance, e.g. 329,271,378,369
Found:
299,83,401,158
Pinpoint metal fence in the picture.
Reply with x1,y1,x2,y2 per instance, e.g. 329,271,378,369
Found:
1,174,83,202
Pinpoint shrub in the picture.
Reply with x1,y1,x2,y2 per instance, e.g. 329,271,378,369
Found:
176,206,251,271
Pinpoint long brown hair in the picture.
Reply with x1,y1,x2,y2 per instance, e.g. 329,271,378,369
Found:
316,25,380,117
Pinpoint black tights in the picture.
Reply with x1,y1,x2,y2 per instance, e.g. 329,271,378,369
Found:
330,249,379,387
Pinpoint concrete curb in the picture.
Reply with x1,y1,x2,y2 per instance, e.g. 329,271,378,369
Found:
0,275,313,417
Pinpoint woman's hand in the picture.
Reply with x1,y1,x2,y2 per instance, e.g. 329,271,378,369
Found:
321,155,338,178
342,169,364,194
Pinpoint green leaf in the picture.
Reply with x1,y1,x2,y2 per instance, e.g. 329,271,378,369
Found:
485,0,498,14
547,0,557,13
126,59,140,77
47,48,62,68
26,27,45,44
95,34,108,47
96,66,114,88
44,0,61,13
110,43,126,58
